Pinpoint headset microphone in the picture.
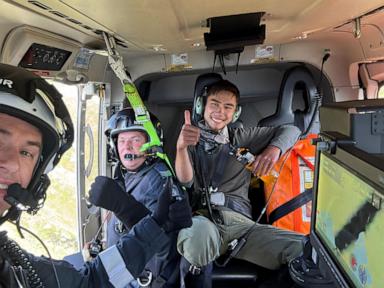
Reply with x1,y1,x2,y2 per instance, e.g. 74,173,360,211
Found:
124,152,156,160
4,183,39,212
124,153,145,160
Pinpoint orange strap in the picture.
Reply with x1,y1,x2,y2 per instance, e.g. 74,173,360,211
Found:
292,149,315,171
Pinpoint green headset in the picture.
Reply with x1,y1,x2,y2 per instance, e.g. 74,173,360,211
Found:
192,72,241,124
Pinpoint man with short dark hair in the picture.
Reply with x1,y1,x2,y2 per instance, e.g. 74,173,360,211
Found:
0,63,191,287
176,76,304,287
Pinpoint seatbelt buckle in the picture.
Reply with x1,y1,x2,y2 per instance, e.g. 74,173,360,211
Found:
114,220,127,234
208,186,225,206
215,238,246,267
201,191,207,206
229,237,247,257
210,192,225,206
208,186,218,194
137,269,153,287
188,264,201,275
102,32,132,85
234,148,255,170
227,239,239,251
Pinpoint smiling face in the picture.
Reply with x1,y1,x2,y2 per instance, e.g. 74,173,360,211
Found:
203,90,238,132
0,113,42,215
117,130,148,171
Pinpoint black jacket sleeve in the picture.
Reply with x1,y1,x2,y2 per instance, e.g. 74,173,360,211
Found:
30,216,169,287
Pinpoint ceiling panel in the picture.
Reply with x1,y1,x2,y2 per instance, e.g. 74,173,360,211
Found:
4,0,384,58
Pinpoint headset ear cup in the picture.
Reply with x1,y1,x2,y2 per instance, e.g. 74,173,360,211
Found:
194,96,204,120
108,138,119,162
232,105,242,123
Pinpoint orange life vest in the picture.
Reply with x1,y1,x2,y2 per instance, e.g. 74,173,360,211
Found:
262,134,317,234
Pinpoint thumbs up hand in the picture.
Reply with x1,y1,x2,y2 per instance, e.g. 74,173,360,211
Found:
184,110,192,126
176,110,200,150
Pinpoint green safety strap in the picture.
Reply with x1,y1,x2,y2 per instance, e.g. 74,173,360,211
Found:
103,32,175,175
122,83,175,175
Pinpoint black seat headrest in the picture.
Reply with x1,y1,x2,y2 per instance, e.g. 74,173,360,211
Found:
258,66,318,137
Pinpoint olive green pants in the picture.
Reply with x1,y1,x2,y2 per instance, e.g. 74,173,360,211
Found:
177,210,304,270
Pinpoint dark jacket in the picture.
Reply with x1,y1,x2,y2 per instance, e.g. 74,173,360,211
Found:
107,160,180,287
0,216,168,287
187,125,301,218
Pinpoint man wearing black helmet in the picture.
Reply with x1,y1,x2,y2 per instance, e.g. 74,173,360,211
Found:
175,75,304,287
88,107,190,287
0,63,192,287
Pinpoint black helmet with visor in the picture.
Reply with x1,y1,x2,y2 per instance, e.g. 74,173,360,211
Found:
105,107,163,162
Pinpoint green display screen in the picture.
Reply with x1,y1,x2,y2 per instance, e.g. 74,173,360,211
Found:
315,153,384,288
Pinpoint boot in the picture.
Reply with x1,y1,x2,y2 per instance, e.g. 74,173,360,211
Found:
288,236,336,288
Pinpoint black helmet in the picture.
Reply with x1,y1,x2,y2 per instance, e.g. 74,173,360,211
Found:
0,63,74,217
105,107,163,162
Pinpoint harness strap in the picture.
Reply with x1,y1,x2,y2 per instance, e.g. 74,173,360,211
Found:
124,164,153,192
268,188,313,225
99,245,134,288
197,143,230,190
293,149,315,170
211,144,230,189
197,144,231,224
268,149,315,225
150,254,181,288
119,161,179,288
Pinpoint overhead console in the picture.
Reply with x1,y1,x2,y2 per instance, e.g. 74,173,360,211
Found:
0,25,109,84
19,42,72,71
0,25,82,78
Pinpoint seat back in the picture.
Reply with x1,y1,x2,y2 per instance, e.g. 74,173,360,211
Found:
258,66,319,137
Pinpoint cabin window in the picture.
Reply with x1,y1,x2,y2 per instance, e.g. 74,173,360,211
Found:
83,91,101,211
379,84,384,99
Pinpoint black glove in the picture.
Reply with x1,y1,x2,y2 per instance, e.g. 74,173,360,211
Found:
152,178,173,226
89,176,150,229
152,178,192,232
164,196,193,232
